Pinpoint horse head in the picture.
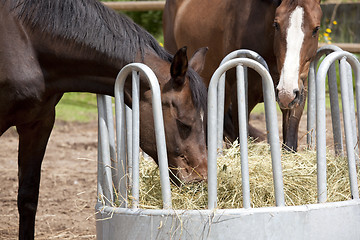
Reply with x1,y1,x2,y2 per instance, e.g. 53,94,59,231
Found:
273,0,322,109
141,47,208,186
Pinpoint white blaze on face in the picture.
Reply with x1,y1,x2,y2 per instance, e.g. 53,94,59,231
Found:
277,6,304,107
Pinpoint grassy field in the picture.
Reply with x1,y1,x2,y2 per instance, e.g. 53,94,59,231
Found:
55,92,98,122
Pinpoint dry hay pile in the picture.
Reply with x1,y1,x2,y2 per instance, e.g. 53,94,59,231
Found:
121,141,359,210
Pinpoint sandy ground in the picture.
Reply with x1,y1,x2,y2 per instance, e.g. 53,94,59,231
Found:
0,111,335,239
0,121,98,239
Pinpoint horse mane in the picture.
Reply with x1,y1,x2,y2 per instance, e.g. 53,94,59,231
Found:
187,69,207,113
3,0,206,111
261,0,282,7
4,0,171,64
261,0,299,7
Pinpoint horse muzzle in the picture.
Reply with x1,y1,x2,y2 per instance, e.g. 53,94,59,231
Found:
169,156,208,186
276,87,304,109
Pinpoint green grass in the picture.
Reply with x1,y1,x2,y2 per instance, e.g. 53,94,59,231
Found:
55,93,98,122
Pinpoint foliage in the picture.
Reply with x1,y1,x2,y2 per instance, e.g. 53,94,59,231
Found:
319,20,338,44
100,0,164,40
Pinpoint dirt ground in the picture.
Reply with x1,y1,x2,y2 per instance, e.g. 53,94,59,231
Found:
0,121,98,239
0,111,333,239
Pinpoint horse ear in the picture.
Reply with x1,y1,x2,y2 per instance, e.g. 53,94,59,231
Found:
189,47,208,74
170,46,188,86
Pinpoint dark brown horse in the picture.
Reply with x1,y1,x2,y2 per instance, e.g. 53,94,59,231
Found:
163,0,322,151
0,0,208,239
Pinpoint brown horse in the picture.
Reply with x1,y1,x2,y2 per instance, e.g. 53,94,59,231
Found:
0,0,208,239
163,0,322,151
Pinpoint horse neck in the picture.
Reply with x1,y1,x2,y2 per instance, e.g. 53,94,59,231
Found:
238,0,278,63
35,35,168,97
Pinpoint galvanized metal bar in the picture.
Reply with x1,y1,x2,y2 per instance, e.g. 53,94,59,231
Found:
346,62,359,162
316,51,360,202
208,58,283,209
328,62,343,156
141,67,172,209
316,59,328,203
131,70,140,208
208,73,219,209
356,64,360,167
114,63,172,209
259,67,284,208
114,85,127,208
347,57,360,198
307,61,316,149
216,73,226,152
125,106,132,189
236,65,251,209
103,96,118,196
97,95,105,199
339,57,359,200
97,95,114,205
217,50,269,152
307,45,344,151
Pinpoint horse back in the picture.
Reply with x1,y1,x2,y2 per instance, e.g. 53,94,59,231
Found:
163,0,184,54
164,0,277,85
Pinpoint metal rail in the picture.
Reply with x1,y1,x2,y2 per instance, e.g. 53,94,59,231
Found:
315,51,360,203
308,45,345,153
207,58,284,209
96,56,360,240
97,63,172,210
216,50,269,153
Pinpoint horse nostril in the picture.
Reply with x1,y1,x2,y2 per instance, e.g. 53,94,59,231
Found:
293,89,300,101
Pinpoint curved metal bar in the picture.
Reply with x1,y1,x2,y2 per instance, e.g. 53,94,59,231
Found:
217,50,269,152
236,65,250,208
316,51,360,203
308,45,344,152
102,96,117,198
208,58,283,209
114,63,172,209
131,70,140,208
97,95,115,206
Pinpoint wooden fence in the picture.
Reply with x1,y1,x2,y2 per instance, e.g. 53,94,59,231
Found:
319,43,360,54
102,1,165,11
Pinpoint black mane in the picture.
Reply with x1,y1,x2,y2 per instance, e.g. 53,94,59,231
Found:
187,69,207,113
3,0,206,111
5,0,171,64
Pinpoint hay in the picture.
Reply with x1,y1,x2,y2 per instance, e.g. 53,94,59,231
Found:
124,141,360,210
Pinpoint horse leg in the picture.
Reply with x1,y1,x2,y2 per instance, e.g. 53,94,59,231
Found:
16,112,55,240
281,98,305,152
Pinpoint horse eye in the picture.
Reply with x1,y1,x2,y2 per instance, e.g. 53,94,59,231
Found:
273,22,280,30
312,26,320,37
